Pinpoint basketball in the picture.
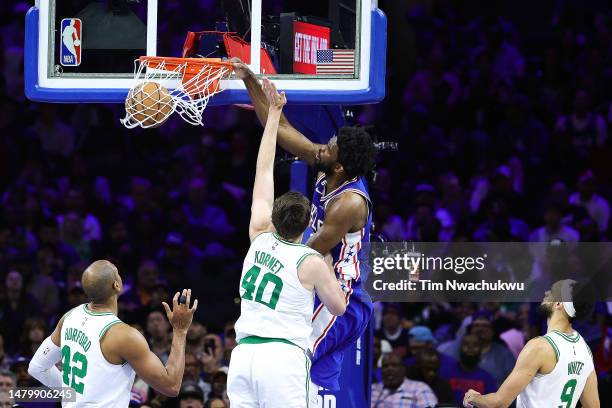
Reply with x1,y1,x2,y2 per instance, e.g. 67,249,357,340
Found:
125,82,174,128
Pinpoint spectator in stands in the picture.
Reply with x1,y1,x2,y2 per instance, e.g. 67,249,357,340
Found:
371,354,438,408
19,317,46,358
555,89,607,168
208,371,229,405
529,201,580,243
569,170,610,233
406,347,454,405
0,271,41,354
186,322,207,355
0,337,12,372
375,303,409,357
469,311,516,385
184,351,210,398
146,309,171,363
199,334,227,375
0,371,15,392
439,333,497,406
372,336,393,384
178,381,205,408
29,246,61,318
10,357,34,387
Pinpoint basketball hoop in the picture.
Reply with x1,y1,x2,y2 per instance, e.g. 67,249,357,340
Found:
121,56,233,128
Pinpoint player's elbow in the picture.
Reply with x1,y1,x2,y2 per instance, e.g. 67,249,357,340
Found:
26,362,37,378
27,361,43,383
329,301,346,316
159,384,180,398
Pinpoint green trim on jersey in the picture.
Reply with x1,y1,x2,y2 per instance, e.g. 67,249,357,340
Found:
542,335,560,362
238,335,304,352
296,252,322,269
99,320,122,339
250,230,271,243
63,306,76,320
273,232,309,247
83,304,114,316
553,330,580,343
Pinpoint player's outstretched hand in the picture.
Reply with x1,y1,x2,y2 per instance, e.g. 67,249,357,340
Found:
162,289,198,333
463,388,480,408
230,58,250,79
262,77,286,111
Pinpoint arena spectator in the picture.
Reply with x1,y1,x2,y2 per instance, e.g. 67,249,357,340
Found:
406,347,454,405
184,351,211,399
0,271,41,353
0,371,15,392
374,303,409,357
439,334,497,406
569,170,610,233
146,309,171,363
371,354,438,408
186,321,207,355
178,381,205,408
0,338,12,372
18,317,46,358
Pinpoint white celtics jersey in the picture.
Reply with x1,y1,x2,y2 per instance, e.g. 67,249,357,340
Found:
60,304,136,407
517,330,594,408
235,232,321,350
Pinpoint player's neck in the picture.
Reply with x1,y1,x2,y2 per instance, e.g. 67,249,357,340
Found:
325,173,348,192
88,299,118,316
547,314,573,334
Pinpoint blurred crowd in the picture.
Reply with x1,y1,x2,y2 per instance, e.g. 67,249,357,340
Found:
1,0,612,407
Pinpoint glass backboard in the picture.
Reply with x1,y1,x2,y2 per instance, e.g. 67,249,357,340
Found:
25,0,386,105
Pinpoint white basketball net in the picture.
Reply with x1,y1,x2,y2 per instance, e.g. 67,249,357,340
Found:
121,58,231,128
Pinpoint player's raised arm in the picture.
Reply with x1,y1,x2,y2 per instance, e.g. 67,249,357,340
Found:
27,314,67,388
580,370,600,408
232,59,323,165
114,290,198,397
463,337,550,408
298,254,346,316
248,79,287,240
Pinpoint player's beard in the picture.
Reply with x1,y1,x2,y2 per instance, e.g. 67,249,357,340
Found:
538,303,554,319
314,158,334,176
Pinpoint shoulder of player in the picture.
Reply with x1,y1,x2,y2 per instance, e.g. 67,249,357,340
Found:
296,252,324,271
103,322,147,352
326,191,367,214
522,336,558,361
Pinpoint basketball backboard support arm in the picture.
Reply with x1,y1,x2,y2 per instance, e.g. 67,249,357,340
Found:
24,0,386,105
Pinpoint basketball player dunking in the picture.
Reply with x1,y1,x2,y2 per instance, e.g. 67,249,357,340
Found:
28,260,197,406
233,60,376,392
227,75,347,408
463,279,600,408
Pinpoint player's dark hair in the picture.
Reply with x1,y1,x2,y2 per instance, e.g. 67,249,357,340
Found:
271,192,310,241
336,126,375,179
570,280,596,322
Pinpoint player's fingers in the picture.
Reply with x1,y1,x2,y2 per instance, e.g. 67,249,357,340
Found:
172,291,179,308
180,288,188,307
185,289,192,307
162,302,171,317
191,299,198,312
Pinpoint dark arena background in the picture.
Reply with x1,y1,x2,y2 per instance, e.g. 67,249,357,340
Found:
2,0,612,407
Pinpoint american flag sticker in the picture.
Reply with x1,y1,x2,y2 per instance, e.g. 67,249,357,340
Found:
315,49,355,75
